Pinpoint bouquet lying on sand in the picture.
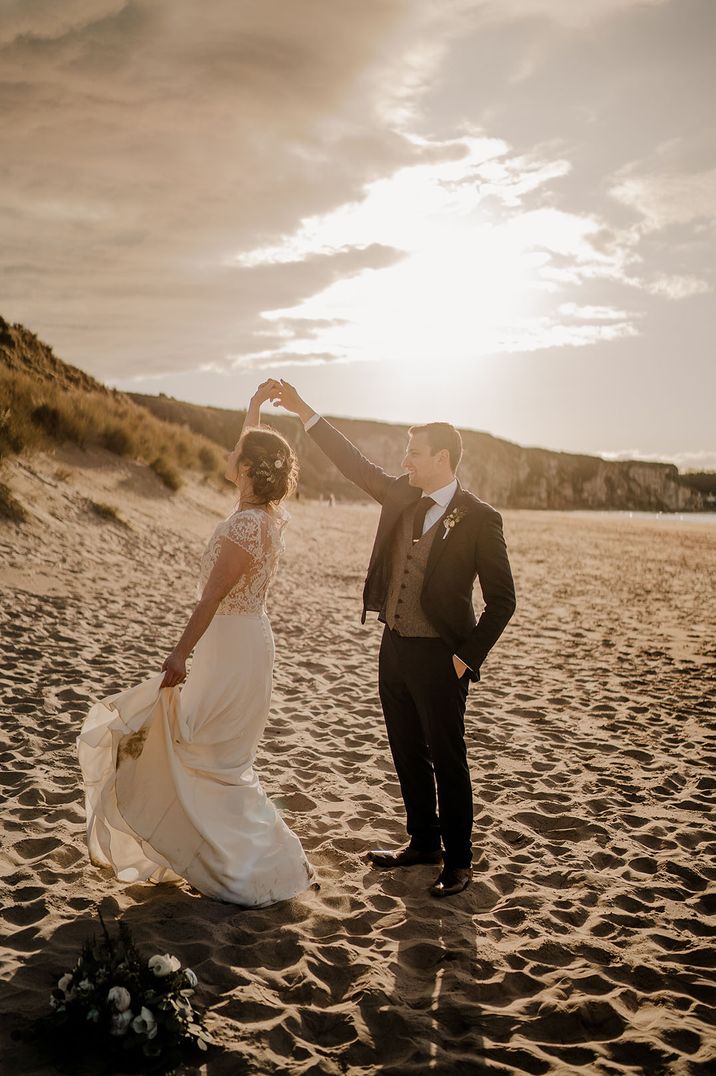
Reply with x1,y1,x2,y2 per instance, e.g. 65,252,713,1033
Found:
40,909,213,1073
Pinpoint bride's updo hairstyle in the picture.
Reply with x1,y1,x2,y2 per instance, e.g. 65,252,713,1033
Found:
237,427,298,504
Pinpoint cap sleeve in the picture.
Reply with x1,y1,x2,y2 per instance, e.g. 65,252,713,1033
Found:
223,510,264,559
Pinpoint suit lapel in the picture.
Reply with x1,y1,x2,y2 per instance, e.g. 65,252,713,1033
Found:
423,482,469,584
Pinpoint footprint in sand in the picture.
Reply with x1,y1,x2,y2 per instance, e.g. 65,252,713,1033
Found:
1,899,47,926
12,836,62,861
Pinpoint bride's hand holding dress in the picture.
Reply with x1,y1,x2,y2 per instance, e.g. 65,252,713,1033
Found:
159,537,257,689
160,651,185,688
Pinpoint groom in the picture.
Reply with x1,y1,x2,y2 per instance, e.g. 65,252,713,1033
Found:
275,381,516,898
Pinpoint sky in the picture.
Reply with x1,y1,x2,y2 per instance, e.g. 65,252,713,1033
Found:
1,0,714,468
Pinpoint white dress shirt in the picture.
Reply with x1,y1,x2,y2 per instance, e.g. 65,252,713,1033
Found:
419,480,458,535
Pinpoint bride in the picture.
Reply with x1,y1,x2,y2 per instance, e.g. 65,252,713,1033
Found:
77,380,313,906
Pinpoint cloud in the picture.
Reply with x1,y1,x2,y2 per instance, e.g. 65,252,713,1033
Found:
601,447,716,471
610,168,716,230
477,0,668,28
0,0,128,46
495,318,638,354
0,0,454,375
236,242,404,274
558,302,633,320
264,316,349,338
474,154,572,206
640,274,711,300
233,350,346,370
669,450,716,472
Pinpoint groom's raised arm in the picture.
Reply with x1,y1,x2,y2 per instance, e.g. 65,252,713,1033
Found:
307,416,398,504
277,381,397,504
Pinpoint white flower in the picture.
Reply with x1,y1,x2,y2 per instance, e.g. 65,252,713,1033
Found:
110,1009,133,1036
274,458,283,469
57,973,73,994
441,506,469,540
77,978,93,995
184,968,198,988
132,1006,158,1039
176,998,192,1018
148,953,181,977
107,985,131,1011
86,1008,100,1023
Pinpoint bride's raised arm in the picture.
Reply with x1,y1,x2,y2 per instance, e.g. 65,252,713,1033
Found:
240,379,282,436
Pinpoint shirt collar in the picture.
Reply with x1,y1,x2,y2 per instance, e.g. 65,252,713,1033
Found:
423,478,458,508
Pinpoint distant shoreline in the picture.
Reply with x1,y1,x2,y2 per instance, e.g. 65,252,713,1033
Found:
305,498,716,521
522,508,716,524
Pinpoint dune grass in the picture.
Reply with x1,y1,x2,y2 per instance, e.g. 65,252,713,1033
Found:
149,456,182,491
86,499,128,527
0,368,226,489
0,480,27,522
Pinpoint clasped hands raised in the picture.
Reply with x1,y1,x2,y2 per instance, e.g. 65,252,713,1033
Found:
251,379,306,416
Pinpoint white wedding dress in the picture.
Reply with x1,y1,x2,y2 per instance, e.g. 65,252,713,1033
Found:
77,504,313,906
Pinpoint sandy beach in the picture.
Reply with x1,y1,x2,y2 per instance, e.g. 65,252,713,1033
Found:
1,447,714,1075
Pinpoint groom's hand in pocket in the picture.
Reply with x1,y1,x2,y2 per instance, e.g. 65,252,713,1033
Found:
452,655,468,679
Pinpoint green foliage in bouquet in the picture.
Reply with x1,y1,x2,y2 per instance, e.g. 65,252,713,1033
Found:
38,909,214,1074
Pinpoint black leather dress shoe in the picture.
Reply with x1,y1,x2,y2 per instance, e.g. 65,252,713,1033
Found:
429,866,472,898
369,845,443,869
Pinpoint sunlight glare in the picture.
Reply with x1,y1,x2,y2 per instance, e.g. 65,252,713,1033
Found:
232,135,633,370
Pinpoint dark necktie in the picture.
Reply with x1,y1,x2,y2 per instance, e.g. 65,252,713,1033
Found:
412,496,436,542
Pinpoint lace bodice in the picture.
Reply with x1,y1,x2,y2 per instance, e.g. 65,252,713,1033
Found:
197,504,288,615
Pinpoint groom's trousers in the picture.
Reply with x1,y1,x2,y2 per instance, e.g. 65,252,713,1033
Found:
378,626,473,869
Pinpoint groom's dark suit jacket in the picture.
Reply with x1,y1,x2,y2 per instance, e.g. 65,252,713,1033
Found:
308,418,516,682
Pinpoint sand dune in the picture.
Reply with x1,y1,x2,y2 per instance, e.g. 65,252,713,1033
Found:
1,448,715,1074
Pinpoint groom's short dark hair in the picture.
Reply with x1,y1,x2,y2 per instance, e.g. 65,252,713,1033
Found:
409,422,463,472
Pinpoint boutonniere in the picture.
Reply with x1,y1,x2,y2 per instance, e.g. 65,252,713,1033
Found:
442,506,469,540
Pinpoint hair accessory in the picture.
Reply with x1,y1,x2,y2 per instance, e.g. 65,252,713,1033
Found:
274,458,284,469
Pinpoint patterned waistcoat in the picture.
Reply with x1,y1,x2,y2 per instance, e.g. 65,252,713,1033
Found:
384,508,441,637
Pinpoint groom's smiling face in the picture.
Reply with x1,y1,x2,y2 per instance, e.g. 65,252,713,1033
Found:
402,432,451,492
